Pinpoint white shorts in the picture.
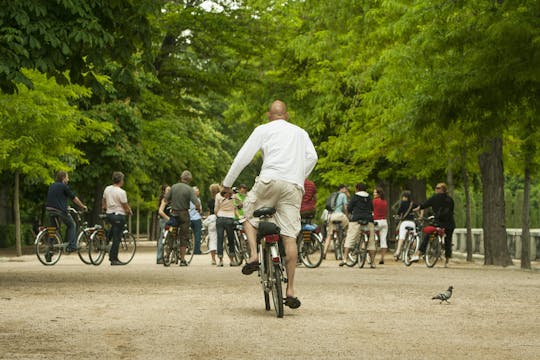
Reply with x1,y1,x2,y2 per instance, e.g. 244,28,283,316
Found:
399,220,416,240
243,178,303,238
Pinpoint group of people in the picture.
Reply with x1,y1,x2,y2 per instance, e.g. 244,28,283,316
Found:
45,99,455,312
45,170,133,265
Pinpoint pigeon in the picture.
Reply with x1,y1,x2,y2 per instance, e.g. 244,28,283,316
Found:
432,286,453,303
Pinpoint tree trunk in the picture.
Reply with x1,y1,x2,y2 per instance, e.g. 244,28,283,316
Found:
14,171,22,257
521,165,531,269
447,164,454,196
478,136,513,266
461,155,473,262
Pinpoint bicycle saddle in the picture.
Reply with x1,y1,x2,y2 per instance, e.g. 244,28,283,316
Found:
253,207,276,217
358,220,369,225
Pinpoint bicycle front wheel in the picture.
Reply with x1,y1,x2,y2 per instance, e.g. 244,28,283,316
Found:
425,235,441,268
89,231,106,265
300,232,324,268
270,262,284,318
77,230,92,265
117,232,136,264
36,231,62,266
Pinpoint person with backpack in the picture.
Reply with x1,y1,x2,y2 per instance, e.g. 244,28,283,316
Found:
323,184,349,259
340,183,376,268
410,182,455,267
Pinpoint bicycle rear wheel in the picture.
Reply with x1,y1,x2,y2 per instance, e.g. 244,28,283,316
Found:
77,230,92,265
425,235,441,268
270,261,284,318
300,232,324,268
35,231,62,266
403,234,417,266
357,234,368,268
162,230,173,267
261,248,271,311
88,231,106,265
117,231,136,264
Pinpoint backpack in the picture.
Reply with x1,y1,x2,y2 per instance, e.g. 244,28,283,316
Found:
325,192,339,212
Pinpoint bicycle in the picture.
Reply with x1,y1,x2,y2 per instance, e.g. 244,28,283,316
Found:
423,220,446,268
296,218,324,268
161,223,195,266
330,220,345,260
232,220,249,264
252,207,286,318
88,214,137,265
400,218,424,267
344,220,379,268
35,207,92,266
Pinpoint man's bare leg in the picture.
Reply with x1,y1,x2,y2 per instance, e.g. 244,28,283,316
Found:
243,220,258,263
282,235,297,298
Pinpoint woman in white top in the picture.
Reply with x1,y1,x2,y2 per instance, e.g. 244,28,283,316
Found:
214,186,239,267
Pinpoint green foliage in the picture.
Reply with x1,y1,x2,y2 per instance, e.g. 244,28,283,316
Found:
0,224,33,248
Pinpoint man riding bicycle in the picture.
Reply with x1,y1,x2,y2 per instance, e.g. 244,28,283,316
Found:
45,171,87,254
222,100,318,310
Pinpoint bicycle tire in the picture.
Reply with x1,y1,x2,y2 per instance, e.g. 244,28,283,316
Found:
425,235,441,268
357,233,368,268
261,248,271,311
35,230,62,266
88,230,106,265
200,232,211,254
403,233,416,266
185,229,195,264
117,231,136,265
162,230,173,267
77,230,92,265
270,261,284,318
300,232,324,268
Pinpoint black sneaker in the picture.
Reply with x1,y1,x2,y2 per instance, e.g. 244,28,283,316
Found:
179,260,188,266
45,251,52,262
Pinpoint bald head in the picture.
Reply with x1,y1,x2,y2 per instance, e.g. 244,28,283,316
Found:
267,100,289,121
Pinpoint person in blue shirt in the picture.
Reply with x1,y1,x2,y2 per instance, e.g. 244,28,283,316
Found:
323,184,350,259
45,171,87,253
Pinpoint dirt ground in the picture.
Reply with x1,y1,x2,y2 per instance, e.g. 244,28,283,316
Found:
0,244,539,360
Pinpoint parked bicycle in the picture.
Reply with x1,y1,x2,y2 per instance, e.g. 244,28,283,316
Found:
296,218,324,268
35,207,92,266
400,217,424,266
232,220,249,264
88,214,136,265
252,207,286,318
343,220,379,268
161,223,195,266
423,219,446,268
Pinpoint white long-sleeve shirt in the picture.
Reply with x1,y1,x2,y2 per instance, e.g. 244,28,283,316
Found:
223,119,318,189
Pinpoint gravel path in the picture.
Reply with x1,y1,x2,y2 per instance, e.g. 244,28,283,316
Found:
1,246,539,359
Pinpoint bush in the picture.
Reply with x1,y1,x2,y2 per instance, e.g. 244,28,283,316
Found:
0,224,34,248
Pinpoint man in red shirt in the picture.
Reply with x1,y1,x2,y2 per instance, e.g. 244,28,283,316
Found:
300,179,317,219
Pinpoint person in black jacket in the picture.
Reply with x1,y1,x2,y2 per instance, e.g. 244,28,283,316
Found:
340,183,376,268
411,182,455,267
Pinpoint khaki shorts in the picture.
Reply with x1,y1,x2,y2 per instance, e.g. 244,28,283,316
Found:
243,178,303,238
344,221,376,251
327,212,349,235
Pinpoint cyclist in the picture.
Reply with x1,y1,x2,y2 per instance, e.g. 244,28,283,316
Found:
410,182,455,266
45,171,87,254
340,183,376,268
159,170,200,266
392,190,418,261
323,184,349,259
300,178,317,219
102,171,132,266
222,100,317,309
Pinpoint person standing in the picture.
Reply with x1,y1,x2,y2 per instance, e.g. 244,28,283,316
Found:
215,187,238,267
323,184,350,259
102,171,132,266
45,171,87,253
373,186,388,264
222,100,318,309
190,186,203,255
300,178,317,219
204,183,221,265
233,184,248,220
159,170,199,266
392,190,418,261
340,183,376,268
411,182,455,267
156,184,171,264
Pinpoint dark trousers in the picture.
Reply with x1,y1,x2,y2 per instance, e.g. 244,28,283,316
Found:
191,218,202,254
420,227,454,259
48,210,77,250
216,217,235,257
172,210,190,247
107,213,126,261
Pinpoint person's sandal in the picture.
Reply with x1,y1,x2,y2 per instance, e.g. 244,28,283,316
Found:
284,296,301,309
241,261,259,275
